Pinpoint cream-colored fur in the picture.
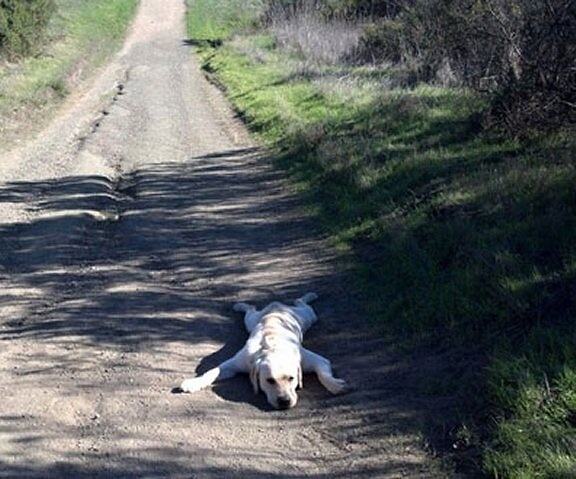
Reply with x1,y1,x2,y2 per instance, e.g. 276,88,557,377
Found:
179,293,349,409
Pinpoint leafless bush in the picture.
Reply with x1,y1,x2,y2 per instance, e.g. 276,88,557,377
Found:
267,2,363,65
483,0,576,133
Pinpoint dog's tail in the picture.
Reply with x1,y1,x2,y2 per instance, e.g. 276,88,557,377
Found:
233,302,256,313
296,292,318,305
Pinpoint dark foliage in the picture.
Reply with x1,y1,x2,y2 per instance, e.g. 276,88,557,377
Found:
483,0,576,133
303,0,576,134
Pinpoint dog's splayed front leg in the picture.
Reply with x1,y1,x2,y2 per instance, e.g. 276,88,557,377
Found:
301,348,350,395
178,349,247,393
180,368,222,393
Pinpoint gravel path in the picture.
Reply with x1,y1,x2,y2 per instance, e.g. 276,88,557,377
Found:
0,1,447,477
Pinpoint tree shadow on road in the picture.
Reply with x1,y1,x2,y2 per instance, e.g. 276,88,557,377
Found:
0,147,459,477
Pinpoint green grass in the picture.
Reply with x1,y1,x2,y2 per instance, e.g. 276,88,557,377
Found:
185,2,576,477
186,0,263,42
0,0,138,147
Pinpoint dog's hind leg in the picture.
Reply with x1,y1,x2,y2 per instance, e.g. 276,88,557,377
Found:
178,349,247,393
301,347,349,395
294,292,318,306
233,302,260,332
293,293,319,332
233,302,255,313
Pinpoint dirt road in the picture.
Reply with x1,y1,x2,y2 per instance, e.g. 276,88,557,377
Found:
0,1,446,477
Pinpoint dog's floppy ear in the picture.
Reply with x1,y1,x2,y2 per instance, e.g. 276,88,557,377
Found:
249,360,260,394
297,364,303,390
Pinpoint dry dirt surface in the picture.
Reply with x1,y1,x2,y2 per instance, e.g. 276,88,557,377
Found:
0,1,451,477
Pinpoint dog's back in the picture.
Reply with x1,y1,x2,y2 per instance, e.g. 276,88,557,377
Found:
260,301,317,336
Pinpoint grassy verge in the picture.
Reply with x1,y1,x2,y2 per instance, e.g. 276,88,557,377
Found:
186,1,576,477
0,0,138,149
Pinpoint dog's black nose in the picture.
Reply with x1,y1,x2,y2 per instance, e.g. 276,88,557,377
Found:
277,397,291,409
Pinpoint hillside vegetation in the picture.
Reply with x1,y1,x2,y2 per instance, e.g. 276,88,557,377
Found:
186,0,576,477
0,0,138,148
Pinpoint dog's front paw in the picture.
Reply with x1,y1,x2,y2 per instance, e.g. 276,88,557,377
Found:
326,377,351,395
179,377,204,393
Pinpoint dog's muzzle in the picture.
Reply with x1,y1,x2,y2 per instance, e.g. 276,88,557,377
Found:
277,397,291,410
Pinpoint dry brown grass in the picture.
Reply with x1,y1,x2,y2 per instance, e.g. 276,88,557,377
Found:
268,3,362,65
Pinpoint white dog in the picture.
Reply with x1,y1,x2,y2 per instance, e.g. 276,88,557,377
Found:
179,293,349,409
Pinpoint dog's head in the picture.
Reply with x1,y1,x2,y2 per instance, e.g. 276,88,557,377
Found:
250,350,302,410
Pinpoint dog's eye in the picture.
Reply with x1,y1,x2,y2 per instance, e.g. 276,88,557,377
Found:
288,376,295,381
266,378,276,385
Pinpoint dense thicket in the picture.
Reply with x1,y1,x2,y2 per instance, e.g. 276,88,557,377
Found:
0,0,56,60
263,0,576,134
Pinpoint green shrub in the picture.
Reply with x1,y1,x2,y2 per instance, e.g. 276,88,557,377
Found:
0,0,56,60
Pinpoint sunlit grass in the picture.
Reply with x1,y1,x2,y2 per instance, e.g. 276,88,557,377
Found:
186,0,263,41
